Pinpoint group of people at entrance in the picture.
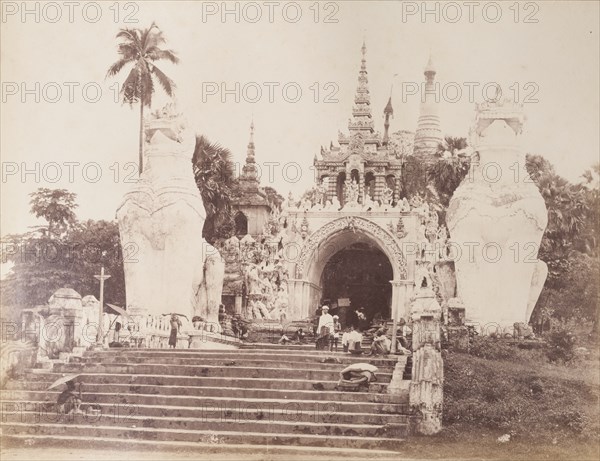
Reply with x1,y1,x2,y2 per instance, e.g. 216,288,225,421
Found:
313,304,412,355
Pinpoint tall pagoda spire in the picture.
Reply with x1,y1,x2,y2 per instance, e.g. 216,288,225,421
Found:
383,82,394,146
414,54,442,156
348,40,374,135
240,120,259,186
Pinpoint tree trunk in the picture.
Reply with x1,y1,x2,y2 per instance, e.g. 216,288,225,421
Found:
138,102,144,175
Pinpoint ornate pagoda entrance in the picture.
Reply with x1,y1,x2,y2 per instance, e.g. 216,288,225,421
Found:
320,241,393,327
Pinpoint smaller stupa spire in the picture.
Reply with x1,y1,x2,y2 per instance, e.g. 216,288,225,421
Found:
360,38,367,70
240,119,259,184
246,119,255,162
424,54,436,81
383,95,394,146
414,54,442,156
349,39,374,134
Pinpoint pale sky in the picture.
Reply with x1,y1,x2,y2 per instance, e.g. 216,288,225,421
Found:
1,1,599,238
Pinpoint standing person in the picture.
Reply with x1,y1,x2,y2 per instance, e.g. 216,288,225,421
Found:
397,318,412,350
316,305,334,350
168,314,182,349
330,315,342,351
312,307,321,336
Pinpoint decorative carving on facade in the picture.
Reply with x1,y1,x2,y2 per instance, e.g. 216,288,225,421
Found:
381,184,393,206
300,215,310,240
346,178,360,205
294,216,408,279
388,217,408,239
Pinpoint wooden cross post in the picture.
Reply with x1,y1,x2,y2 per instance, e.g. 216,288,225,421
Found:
94,267,111,345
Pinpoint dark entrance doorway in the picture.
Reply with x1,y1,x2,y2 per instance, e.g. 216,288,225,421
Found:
320,242,393,328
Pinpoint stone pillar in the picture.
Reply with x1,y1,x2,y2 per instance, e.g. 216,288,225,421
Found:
234,295,243,315
288,279,321,321
390,280,414,353
394,176,401,203
390,280,414,323
358,172,364,204
434,261,456,304
328,174,337,204
409,286,443,435
374,174,385,203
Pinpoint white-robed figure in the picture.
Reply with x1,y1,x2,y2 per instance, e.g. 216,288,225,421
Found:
316,305,334,350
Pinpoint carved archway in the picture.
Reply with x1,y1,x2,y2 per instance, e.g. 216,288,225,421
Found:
295,216,408,280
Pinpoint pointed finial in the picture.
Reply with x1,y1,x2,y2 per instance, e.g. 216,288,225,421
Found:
384,96,394,115
250,119,255,142
424,54,436,75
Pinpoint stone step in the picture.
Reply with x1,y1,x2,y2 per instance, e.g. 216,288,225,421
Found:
50,363,394,383
1,421,407,450
0,399,409,425
240,343,347,351
75,354,396,368
1,411,410,438
4,348,411,451
2,382,405,404
1,434,407,457
83,349,401,365
1,390,408,414
16,372,390,392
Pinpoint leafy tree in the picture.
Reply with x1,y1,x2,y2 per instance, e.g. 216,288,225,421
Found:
534,252,599,326
106,22,179,175
525,154,588,259
29,188,78,237
263,186,285,211
1,190,125,307
401,155,430,200
67,220,126,306
525,156,598,330
192,135,237,243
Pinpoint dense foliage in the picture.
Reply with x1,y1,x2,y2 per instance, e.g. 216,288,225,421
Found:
192,135,237,243
525,157,599,330
1,190,125,307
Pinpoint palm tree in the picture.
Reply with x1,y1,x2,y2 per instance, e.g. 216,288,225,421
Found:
106,23,179,175
428,137,470,206
435,136,468,157
192,135,237,243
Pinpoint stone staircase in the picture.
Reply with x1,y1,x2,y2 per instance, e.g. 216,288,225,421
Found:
1,345,412,454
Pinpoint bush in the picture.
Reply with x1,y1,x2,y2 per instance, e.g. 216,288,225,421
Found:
545,328,576,363
469,336,516,360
